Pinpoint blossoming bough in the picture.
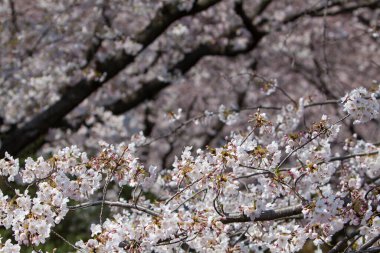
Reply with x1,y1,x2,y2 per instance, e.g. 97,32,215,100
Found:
0,86,379,252
0,0,380,252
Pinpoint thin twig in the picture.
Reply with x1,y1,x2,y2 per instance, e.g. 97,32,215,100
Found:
276,85,298,105
232,226,250,246
68,200,161,217
277,114,350,169
51,230,83,251
234,171,273,180
304,100,339,107
165,167,218,205
172,188,207,212
99,146,128,224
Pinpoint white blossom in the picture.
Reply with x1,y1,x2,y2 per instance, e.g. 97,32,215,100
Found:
341,87,379,124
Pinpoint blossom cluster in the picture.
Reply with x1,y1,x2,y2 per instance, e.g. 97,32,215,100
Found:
341,87,380,124
0,143,158,251
0,87,379,252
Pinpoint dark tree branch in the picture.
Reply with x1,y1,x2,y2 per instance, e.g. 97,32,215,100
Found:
360,234,380,251
81,36,103,69
133,0,223,47
234,0,260,36
2,0,374,158
283,0,380,24
0,0,222,157
346,247,380,253
253,0,273,17
9,0,19,34
328,229,361,253
105,28,265,115
220,204,303,224
106,0,266,116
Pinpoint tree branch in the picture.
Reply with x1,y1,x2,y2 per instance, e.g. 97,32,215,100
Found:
346,247,380,253
220,204,303,224
328,229,361,253
68,200,161,217
106,30,266,115
0,0,222,157
283,0,380,24
359,234,380,251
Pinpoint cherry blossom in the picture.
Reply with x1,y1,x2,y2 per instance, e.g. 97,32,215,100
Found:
0,1,379,252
